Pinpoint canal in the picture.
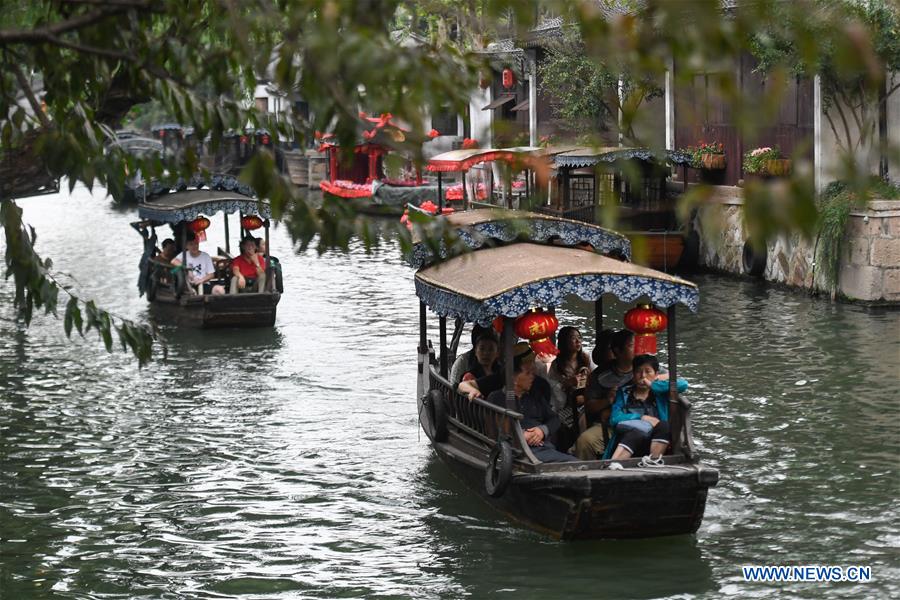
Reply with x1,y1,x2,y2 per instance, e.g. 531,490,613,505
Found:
1,184,898,599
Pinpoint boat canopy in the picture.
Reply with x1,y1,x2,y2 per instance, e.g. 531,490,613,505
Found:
138,183,269,224
408,208,632,268
415,243,699,324
553,147,693,169
427,145,583,173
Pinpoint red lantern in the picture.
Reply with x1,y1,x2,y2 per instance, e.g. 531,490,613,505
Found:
239,135,248,145
515,309,560,356
188,216,210,234
624,304,668,355
261,134,270,145
241,215,264,230
158,130,165,138
502,68,515,90
428,129,440,139
493,308,559,356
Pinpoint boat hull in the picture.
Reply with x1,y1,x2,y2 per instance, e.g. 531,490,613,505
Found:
419,397,716,540
150,290,280,328
627,231,685,272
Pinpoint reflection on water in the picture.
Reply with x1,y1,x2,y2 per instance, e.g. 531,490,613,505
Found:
0,184,897,599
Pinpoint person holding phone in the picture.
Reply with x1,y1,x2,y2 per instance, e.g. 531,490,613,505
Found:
547,326,594,451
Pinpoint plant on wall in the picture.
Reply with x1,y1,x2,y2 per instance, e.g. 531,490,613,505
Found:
816,178,900,296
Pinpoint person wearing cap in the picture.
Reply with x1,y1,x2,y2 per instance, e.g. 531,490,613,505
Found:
449,325,500,386
462,342,578,463
230,237,267,293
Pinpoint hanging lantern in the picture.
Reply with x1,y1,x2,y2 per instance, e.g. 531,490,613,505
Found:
239,135,248,145
188,216,210,234
428,129,440,139
624,303,668,355
158,129,165,138
515,309,559,356
514,309,560,356
502,68,515,90
241,215,264,230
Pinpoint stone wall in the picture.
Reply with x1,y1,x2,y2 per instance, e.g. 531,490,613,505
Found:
840,201,900,302
692,186,900,304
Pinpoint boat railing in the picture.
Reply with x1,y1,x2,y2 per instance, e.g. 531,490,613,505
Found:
428,369,540,465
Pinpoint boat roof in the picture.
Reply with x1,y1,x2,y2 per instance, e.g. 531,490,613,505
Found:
138,186,269,223
408,208,632,268
415,243,699,323
553,147,693,169
426,146,580,173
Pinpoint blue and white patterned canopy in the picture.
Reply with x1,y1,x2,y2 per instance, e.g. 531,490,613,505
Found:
554,147,693,169
408,209,632,268
137,175,269,223
415,243,699,324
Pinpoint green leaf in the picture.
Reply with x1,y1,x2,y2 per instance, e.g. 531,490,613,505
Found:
64,296,76,338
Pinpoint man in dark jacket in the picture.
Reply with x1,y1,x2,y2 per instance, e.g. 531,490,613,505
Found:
485,343,578,463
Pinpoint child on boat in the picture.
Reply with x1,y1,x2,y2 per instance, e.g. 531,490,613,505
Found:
605,354,687,468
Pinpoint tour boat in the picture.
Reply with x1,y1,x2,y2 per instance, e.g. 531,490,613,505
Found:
547,147,696,272
410,209,717,539
132,176,280,327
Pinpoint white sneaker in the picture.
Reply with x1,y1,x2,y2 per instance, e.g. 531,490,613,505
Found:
606,462,624,471
638,455,665,468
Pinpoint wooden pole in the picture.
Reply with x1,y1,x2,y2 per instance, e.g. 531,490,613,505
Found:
667,305,681,451
461,171,468,210
264,219,271,291
595,298,603,339
503,317,515,410
418,302,427,353
439,316,448,378
223,213,231,254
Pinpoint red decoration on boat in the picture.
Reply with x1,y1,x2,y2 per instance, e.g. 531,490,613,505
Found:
502,68,516,90
240,135,248,144
462,138,479,150
514,309,559,356
491,311,559,354
189,216,210,234
241,215,264,231
624,304,668,355
399,201,454,230
428,129,440,138
158,130,165,138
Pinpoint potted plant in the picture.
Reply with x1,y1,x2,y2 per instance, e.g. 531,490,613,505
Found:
689,141,726,170
743,146,791,178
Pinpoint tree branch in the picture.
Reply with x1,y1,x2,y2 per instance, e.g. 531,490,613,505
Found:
11,63,51,129
0,5,145,44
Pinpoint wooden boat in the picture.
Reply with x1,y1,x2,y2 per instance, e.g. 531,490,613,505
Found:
132,178,280,327
545,147,696,272
317,114,438,215
411,210,717,540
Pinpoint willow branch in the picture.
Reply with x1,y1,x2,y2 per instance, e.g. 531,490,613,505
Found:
11,63,51,128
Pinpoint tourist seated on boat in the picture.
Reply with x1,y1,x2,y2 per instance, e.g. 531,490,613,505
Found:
592,328,616,373
171,236,225,295
255,237,283,293
157,238,177,263
546,326,594,452
449,325,500,386
605,354,688,468
574,382,615,461
230,237,267,293
484,343,578,463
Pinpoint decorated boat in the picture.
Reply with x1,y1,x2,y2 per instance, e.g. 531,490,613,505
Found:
316,114,443,214
411,209,717,540
131,176,280,327
546,147,695,272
